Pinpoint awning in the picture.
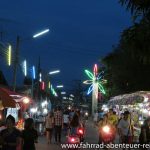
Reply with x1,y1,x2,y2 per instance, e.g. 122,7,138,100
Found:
108,91,150,106
0,88,32,109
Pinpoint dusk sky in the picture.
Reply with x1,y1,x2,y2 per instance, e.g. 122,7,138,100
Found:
0,0,131,90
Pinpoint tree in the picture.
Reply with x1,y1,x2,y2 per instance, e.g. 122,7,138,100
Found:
102,20,150,97
119,0,150,22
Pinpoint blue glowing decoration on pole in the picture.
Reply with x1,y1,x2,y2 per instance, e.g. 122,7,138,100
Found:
32,66,36,79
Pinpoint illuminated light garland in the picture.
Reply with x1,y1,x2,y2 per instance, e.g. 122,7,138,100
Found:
39,73,42,82
84,64,106,95
41,82,45,90
51,85,57,97
87,85,94,95
32,66,36,79
85,70,94,80
22,60,27,76
48,81,51,89
8,45,12,66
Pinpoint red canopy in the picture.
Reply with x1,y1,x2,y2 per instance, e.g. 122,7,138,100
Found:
0,88,32,109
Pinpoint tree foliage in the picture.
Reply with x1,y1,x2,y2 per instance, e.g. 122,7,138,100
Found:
102,2,150,98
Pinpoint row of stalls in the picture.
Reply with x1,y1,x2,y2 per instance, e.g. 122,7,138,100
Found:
0,87,32,130
107,91,150,142
108,91,150,121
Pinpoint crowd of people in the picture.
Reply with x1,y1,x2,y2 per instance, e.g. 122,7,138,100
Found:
0,106,85,150
1,106,149,150
45,106,85,145
96,108,150,146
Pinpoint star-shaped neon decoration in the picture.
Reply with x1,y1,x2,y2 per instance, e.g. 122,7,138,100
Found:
83,64,106,95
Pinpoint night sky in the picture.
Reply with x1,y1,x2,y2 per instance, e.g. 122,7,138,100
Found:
0,0,131,91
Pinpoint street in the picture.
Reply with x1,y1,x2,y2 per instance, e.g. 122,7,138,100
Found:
0,0,150,149
36,120,98,150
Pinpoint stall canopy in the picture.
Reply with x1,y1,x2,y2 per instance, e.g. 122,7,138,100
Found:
108,91,150,106
0,87,31,109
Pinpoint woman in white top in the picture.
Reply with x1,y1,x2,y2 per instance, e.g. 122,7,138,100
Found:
45,112,54,144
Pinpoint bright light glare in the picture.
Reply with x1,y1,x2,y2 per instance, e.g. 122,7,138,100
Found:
71,138,75,142
30,108,37,113
23,60,27,76
70,94,74,97
8,45,11,66
33,29,49,38
23,97,30,104
49,70,60,75
144,97,149,103
43,108,48,114
56,85,64,88
61,92,66,95
41,101,48,107
102,126,110,133
39,73,42,82
69,97,73,101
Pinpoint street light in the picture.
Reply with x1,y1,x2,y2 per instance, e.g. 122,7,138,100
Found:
43,108,48,115
56,85,64,88
49,70,60,75
70,94,74,98
61,92,66,95
23,97,30,104
33,29,50,38
30,107,37,113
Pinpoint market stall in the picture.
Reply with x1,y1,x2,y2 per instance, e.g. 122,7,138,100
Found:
108,91,150,119
0,87,32,130
108,91,150,142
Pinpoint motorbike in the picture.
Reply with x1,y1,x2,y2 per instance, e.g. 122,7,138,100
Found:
67,130,80,150
77,127,85,142
67,125,85,150
100,125,116,144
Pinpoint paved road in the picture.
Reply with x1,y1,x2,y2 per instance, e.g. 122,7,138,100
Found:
36,120,98,150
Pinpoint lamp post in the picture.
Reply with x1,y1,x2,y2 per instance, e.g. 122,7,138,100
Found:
13,28,50,91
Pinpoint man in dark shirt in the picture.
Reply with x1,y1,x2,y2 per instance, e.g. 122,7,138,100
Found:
22,118,38,150
0,115,21,150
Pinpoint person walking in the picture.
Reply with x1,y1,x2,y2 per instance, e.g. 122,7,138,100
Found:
45,112,54,144
70,112,80,135
118,111,134,145
22,118,38,150
139,118,150,145
54,106,63,143
63,110,69,135
0,115,21,150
